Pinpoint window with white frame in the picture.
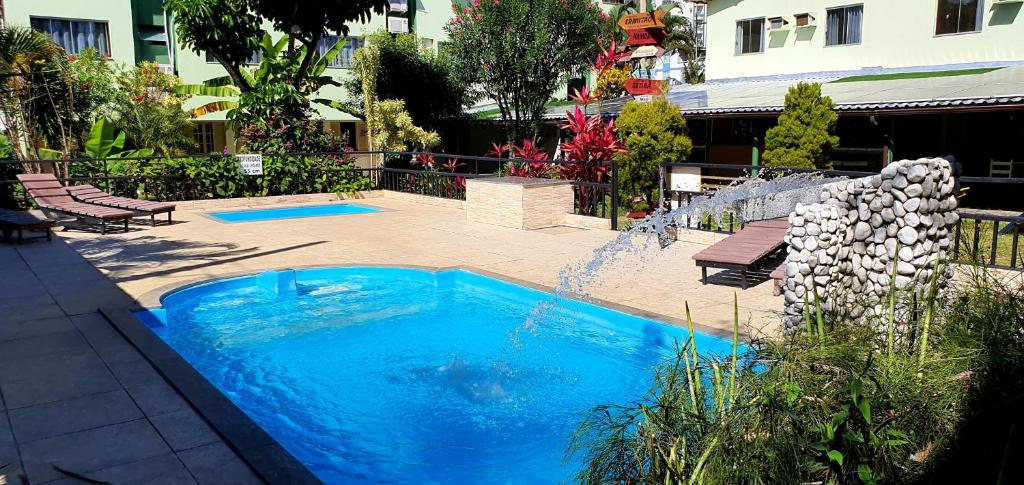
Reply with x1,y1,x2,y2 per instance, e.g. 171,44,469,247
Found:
735,18,765,54
30,17,109,56
936,0,983,35
826,5,863,46
317,36,364,68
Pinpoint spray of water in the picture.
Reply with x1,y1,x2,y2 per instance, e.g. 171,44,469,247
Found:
556,171,837,301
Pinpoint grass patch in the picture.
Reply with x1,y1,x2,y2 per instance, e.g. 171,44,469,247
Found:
831,67,1002,83
954,218,1023,269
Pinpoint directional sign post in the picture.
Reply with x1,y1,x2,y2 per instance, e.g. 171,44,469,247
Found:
624,78,666,97
625,28,666,46
617,11,666,31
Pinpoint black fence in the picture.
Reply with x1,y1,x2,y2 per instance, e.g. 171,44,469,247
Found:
0,150,619,229
953,211,1024,271
659,161,1024,271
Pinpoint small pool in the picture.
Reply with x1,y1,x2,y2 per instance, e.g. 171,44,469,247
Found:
138,267,732,483
207,203,379,222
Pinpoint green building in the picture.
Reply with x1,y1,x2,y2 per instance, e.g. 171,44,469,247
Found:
1,0,460,155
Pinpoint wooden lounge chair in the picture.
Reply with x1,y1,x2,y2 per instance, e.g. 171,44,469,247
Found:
67,184,175,226
692,218,790,289
0,208,54,243
16,174,133,234
769,263,786,296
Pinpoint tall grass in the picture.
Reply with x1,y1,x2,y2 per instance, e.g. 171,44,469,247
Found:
569,263,1022,484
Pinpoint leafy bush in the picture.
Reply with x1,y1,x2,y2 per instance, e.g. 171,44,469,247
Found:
343,30,479,128
614,98,692,207
594,66,630,99
571,264,1016,484
0,134,22,209
763,82,839,170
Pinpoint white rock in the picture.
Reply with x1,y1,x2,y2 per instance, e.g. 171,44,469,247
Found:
905,184,923,198
881,164,899,179
805,222,821,236
854,222,872,240
805,237,819,252
899,246,914,262
904,197,921,212
893,175,909,189
790,226,806,237
881,207,895,222
898,226,918,245
905,212,921,227
907,164,928,183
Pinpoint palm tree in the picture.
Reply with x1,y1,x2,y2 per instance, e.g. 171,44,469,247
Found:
0,25,74,160
656,1,704,84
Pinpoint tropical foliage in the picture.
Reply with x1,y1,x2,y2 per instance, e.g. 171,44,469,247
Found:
594,65,630,100
351,43,440,157
445,0,612,143
763,82,840,170
614,98,692,208
572,262,1024,484
165,0,387,94
343,30,479,129
0,26,79,161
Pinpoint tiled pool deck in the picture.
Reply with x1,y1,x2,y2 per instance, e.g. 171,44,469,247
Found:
0,192,783,484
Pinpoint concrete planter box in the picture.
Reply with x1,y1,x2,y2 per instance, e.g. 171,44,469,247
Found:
466,177,574,230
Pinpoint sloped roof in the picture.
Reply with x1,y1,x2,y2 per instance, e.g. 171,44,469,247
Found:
545,64,1024,119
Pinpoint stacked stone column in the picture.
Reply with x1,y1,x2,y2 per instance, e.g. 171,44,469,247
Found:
781,158,959,335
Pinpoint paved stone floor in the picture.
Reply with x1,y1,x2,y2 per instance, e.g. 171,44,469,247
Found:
0,192,786,484
0,242,260,484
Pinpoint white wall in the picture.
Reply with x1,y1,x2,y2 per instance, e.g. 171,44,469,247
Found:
705,0,1024,80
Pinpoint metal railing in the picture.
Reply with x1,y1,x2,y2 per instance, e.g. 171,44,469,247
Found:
953,211,1024,271
0,150,620,229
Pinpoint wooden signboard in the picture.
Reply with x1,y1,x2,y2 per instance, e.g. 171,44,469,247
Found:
625,28,666,46
624,78,665,96
629,45,665,59
617,11,666,30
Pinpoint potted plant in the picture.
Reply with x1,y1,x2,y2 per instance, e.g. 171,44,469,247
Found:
627,197,650,219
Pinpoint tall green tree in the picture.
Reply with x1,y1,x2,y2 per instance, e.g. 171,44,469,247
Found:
445,0,611,143
165,0,388,95
763,82,839,170
614,98,692,207
343,30,479,129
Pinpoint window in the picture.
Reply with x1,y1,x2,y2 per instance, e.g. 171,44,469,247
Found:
205,50,262,65
826,5,863,46
194,123,215,153
936,0,983,35
735,18,765,54
317,36,363,68
30,17,109,56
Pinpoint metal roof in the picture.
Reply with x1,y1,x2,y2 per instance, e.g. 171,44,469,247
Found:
543,64,1024,119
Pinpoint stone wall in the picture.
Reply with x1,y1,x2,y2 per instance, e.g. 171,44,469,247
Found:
781,158,959,334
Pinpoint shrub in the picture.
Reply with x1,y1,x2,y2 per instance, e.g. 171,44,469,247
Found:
763,82,839,170
571,264,1013,484
614,98,692,207
594,66,630,99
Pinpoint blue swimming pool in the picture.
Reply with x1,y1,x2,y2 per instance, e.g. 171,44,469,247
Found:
208,203,379,222
138,267,732,483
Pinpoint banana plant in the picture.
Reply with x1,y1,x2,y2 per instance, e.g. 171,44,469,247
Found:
174,33,348,121
83,117,153,159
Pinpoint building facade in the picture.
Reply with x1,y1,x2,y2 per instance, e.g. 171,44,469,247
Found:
705,0,1024,81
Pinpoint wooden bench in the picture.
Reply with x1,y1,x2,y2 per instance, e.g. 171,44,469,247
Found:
0,208,54,243
692,218,789,289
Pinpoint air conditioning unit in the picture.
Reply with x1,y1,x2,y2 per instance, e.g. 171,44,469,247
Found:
767,16,789,30
794,13,816,28
389,0,409,13
387,16,409,34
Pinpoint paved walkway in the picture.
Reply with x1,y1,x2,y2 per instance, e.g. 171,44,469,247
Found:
0,242,259,484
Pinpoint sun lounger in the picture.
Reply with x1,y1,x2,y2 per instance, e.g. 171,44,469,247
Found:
67,184,175,226
692,218,790,289
16,174,133,234
0,208,54,243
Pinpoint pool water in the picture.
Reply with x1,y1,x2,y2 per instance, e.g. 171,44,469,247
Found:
207,203,379,222
141,267,732,483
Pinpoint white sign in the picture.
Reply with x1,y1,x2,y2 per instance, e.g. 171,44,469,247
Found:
669,166,702,193
237,154,263,176
634,95,654,103
629,45,664,59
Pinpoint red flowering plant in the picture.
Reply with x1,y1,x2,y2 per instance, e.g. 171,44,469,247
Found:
489,139,556,178
559,86,625,216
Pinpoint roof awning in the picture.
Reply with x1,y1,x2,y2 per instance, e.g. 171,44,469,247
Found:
182,95,361,122
546,64,1024,119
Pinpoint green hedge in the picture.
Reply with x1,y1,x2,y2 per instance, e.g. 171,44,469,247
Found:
68,155,373,202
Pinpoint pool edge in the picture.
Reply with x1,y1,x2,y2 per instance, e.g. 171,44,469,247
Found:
135,264,740,341
99,306,323,485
